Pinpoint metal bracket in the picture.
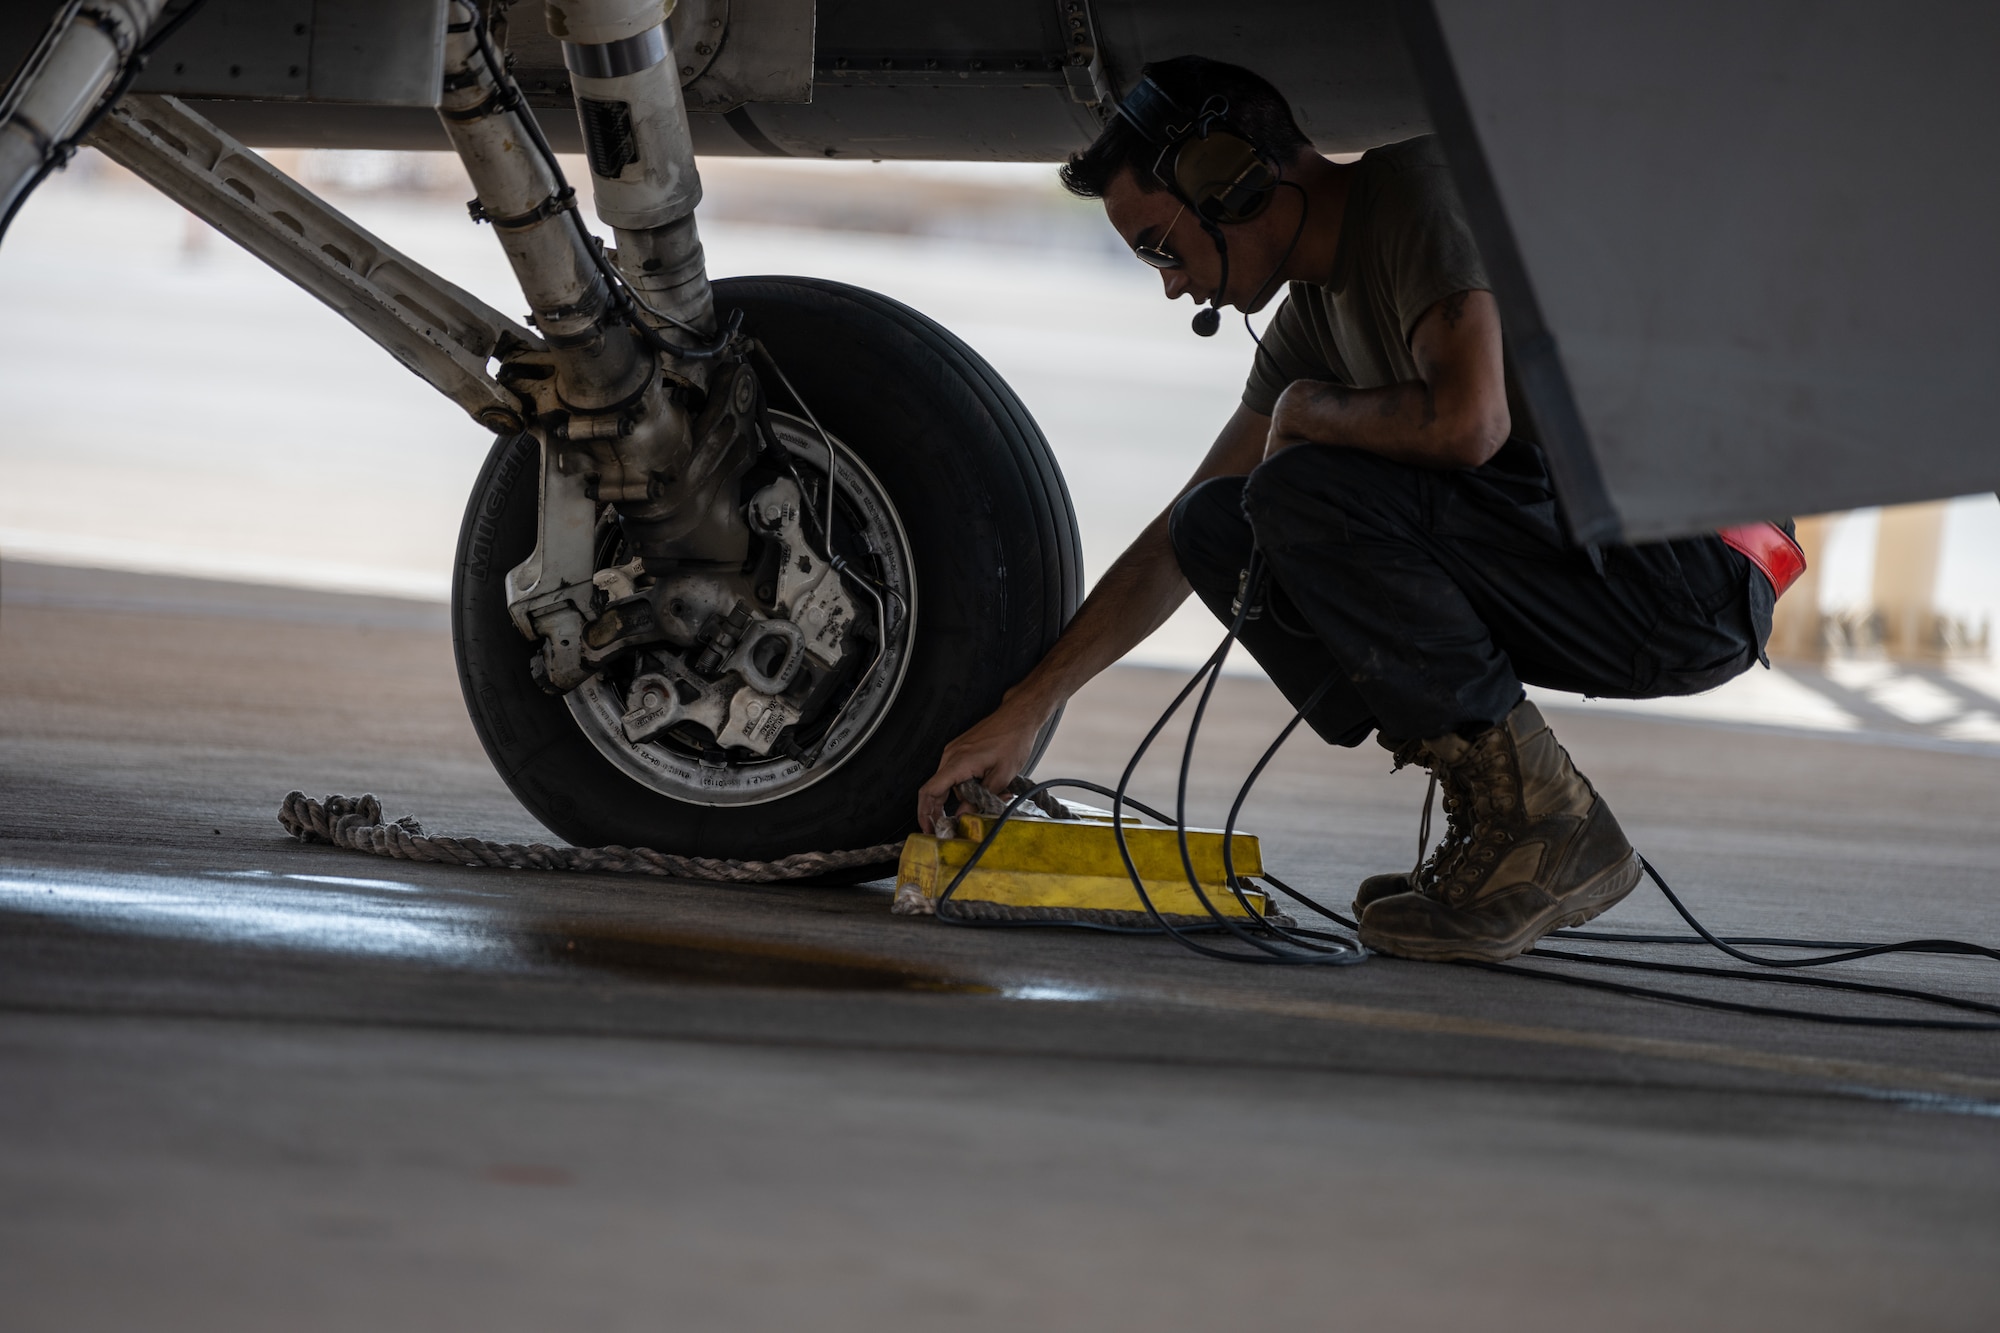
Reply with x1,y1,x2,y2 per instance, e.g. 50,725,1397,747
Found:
1057,0,1115,112
84,92,542,432
504,438,601,689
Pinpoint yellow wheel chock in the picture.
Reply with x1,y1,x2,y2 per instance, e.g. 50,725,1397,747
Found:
891,804,1283,925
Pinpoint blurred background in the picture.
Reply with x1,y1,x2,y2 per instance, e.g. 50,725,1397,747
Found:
3,147,1996,743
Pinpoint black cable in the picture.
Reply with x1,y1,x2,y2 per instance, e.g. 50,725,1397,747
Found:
1472,854,2000,1027
933,640,2000,1021
1553,930,1887,948
749,344,839,545
933,776,1241,934
1161,550,1362,958
1097,579,1360,960
1244,179,1309,320
932,553,1364,962
1522,945,2000,1019
1191,179,1309,342
1150,575,1312,957
932,666,1217,937
1469,959,2000,1032
0,0,212,248
926,542,1998,1026
1162,552,1300,954
1632,855,2000,968
1258,870,1358,931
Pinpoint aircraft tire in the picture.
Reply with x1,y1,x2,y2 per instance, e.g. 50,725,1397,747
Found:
451,275,1082,861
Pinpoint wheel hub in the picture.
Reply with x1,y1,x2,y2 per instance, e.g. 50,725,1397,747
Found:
564,413,916,807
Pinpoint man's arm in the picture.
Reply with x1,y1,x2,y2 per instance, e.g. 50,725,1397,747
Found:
912,289,1507,829
914,402,1271,832
1266,288,1510,468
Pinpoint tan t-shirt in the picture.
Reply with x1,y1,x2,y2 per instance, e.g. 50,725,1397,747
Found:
1242,135,1504,421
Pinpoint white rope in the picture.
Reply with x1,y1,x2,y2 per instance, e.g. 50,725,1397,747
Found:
278,791,903,883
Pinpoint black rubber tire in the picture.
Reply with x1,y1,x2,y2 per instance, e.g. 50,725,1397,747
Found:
452,276,1082,857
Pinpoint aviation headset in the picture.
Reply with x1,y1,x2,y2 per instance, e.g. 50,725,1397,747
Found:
1115,73,1283,335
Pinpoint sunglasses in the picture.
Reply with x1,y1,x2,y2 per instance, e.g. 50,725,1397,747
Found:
1131,200,1189,270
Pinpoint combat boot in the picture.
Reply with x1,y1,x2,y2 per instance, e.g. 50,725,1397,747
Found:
1350,735,1473,916
1352,872,1412,916
1357,701,1640,962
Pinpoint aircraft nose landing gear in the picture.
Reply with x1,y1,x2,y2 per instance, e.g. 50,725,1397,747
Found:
46,0,1080,863
455,276,1081,858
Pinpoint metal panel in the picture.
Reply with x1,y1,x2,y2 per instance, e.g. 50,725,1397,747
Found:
687,0,813,110
182,2,1429,160
133,0,445,106
723,0,1426,159
1091,0,1427,156
506,0,815,113
1417,0,2000,540
306,0,446,104
129,0,313,100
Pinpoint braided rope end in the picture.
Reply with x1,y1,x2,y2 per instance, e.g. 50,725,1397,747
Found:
891,882,936,916
278,791,328,844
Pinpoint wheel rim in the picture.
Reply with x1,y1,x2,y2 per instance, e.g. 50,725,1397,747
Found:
563,413,918,807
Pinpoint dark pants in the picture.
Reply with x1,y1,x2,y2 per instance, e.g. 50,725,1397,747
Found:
1167,442,1772,748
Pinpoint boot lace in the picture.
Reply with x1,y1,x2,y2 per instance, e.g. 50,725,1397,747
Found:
1431,736,1522,906
1409,768,1475,897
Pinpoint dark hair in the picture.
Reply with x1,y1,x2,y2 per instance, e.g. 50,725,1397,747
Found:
1059,56,1313,200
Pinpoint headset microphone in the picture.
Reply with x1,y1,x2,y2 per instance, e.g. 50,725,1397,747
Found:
1192,213,1230,338
1117,76,1278,343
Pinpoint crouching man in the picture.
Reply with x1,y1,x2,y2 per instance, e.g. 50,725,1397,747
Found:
918,57,1794,962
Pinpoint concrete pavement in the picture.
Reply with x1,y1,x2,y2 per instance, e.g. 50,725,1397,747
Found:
3,559,1998,1331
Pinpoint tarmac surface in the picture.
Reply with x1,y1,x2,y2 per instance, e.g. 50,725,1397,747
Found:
3,559,1998,1331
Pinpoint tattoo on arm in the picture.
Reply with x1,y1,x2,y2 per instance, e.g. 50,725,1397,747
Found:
1439,290,1469,331
1314,380,1351,409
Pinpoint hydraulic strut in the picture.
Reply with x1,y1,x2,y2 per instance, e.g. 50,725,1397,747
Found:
436,0,757,690
0,0,172,237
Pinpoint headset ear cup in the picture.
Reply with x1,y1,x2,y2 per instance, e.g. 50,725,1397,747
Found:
1174,132,1277,225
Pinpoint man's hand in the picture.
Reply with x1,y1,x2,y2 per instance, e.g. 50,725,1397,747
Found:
911,404,1273,834
915,687,1056,835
